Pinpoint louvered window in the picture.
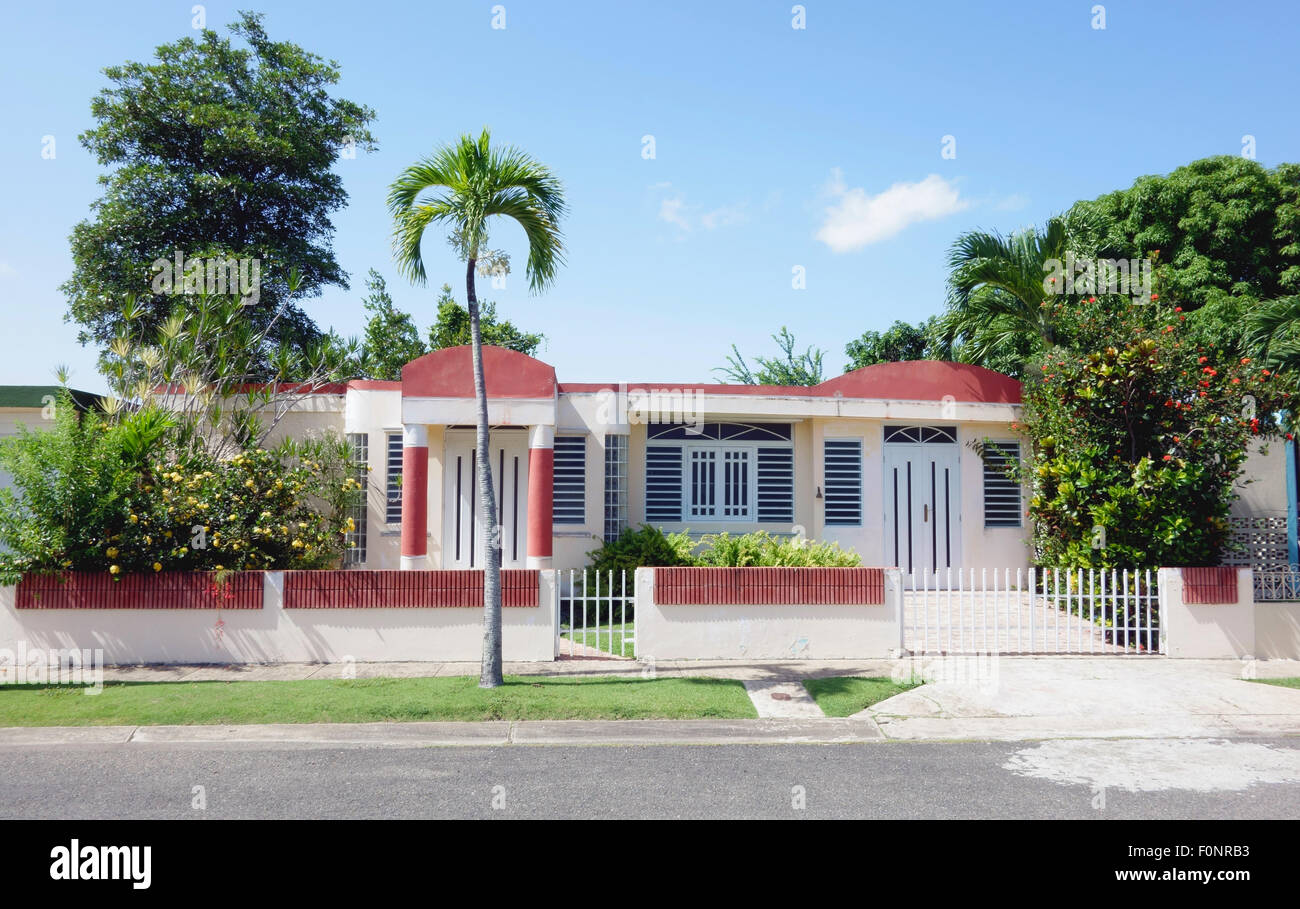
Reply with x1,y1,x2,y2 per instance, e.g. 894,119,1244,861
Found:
553,436,586,525
646,446,684,522
824,439,863,526
756,447,794,522
983,442,1022,527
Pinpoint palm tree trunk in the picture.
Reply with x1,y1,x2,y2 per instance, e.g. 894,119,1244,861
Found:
468,257,504,688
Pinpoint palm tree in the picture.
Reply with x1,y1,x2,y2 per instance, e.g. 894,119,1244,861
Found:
1245,295,1300,374
388,129,566,688
939,217,1072,375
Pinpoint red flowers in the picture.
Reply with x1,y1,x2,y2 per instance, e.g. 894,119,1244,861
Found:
1151,293,1159,301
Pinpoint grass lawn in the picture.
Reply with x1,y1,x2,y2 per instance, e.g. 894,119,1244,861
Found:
560,623,635,658
803,676,920,718
1254,678,1300,690
0,675,757,726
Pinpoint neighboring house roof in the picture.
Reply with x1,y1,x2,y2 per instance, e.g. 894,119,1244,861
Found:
0,385,106,411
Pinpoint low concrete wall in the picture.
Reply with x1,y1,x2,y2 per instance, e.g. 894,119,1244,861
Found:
1160,567,1255,659
1256,601,1300,660
634,566,903,660
0,571,556,664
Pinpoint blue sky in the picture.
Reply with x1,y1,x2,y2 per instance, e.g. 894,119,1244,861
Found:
2,0,1298,391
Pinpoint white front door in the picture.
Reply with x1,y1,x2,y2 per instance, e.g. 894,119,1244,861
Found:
882,426,960,585
442,430,530,569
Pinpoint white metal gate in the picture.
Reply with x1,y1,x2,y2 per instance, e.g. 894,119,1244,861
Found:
556,569,636,659
903,567,1163,655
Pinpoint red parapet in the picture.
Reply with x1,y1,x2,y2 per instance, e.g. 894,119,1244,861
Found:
1180,566,1240,605
15,572,263,610
282,569,540,608
653,567,885,605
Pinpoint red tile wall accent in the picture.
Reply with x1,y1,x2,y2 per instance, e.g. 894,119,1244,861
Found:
652,567,885,605
283,569,539,608
15,572,263,610
1180,567,1241,605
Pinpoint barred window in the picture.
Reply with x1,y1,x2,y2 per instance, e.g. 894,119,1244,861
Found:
385,432,403,524
604,434,629,542
344,433,369,565
983,442,1022,527
553,435,586,525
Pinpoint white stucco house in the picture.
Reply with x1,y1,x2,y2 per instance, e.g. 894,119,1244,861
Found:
330,347,1034,578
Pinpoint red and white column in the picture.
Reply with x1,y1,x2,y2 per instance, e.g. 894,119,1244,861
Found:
526,424,554,569
399,424,429,570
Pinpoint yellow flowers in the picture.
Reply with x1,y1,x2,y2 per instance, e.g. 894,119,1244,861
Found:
109,565,121,575
153,562,162,572
106,547,119,558
292,539,304,549
244,479,256,489
128,514,139,524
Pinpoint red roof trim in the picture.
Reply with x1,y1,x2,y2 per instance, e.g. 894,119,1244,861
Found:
347,380,402,391
559,362,1021,404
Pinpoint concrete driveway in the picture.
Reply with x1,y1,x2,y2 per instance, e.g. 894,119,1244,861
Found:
865,656,1300,740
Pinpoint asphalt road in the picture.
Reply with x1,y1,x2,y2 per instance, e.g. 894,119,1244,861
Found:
3,738,1299,819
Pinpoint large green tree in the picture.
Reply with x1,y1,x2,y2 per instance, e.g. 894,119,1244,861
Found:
389,129,566,688
63,11,376,372
844,318,946,371
1067,156,1300,363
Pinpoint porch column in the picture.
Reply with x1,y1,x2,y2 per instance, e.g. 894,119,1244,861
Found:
526,424,554,569
400,423,429,570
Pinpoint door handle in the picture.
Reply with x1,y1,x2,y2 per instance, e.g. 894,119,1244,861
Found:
923,504,929,522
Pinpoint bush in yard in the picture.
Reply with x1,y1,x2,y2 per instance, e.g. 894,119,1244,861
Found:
693,531,862,567
1018,298,1295,568
0,389,359,584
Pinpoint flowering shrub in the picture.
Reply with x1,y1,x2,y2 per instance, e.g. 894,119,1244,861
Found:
0,390,358,583
1018,301,1295,567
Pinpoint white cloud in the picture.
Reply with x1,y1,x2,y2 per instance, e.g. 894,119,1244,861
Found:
656,185,746,232
815,171,968,252
659,196,692,231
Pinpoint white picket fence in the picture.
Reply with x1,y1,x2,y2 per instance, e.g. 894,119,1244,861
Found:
903,567,1162,655
557,569,636,659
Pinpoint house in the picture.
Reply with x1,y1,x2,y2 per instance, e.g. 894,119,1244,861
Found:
325,346,1032,576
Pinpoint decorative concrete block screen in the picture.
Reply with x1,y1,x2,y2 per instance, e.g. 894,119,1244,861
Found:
15,572,263,610
652,567,885,605
283,569,539,608
1180,567,1240,605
